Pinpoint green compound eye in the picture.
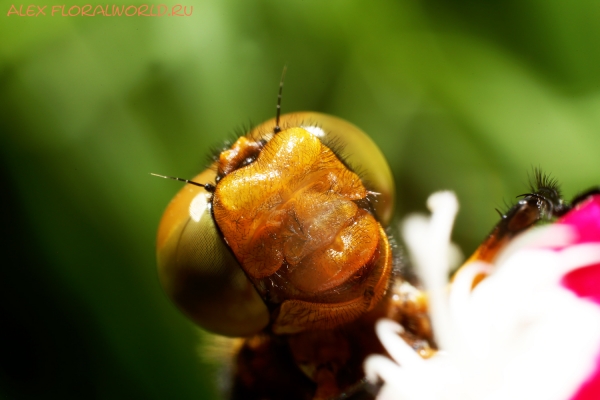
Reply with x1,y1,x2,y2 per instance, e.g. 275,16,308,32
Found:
156,167,269,337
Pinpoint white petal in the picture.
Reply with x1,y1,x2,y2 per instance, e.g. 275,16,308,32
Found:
375,319,423,366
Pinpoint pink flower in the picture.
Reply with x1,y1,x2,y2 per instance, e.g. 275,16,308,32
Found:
365,192,600,400
558,194,600,400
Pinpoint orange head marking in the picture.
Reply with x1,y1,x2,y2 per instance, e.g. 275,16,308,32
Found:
213,124,392,333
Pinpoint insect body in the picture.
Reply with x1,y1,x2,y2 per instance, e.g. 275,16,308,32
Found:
459,170,600,283
156,111,434,399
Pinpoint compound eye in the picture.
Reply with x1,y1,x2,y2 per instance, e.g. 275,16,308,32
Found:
156,167,269,337
248,112,395,226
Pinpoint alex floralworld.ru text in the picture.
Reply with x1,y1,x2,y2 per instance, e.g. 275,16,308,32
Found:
7,4,193,17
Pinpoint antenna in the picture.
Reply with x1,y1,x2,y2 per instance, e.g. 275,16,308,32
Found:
274,65,287,134
150,173,215,192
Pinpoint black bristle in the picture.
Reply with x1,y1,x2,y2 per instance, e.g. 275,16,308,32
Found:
529,167,561,199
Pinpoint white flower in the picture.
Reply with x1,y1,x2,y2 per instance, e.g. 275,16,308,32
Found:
365,191,600,400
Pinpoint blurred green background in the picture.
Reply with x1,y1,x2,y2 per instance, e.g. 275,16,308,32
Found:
1,0,599,398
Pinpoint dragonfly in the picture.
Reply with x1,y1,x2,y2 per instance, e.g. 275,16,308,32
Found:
153,75,599,399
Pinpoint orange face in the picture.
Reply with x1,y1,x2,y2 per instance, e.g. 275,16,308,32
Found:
213,126,392,334
156,112,396,337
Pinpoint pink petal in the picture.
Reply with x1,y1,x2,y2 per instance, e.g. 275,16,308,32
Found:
558,195,600,245
562,263,600,305
569,350,600,400
562,261,600,400
556,195,600,400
